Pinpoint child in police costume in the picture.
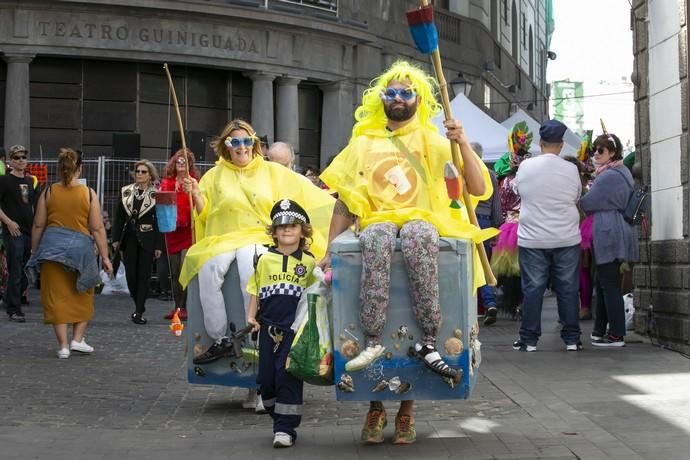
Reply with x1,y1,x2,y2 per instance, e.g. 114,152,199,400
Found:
246,198,317,448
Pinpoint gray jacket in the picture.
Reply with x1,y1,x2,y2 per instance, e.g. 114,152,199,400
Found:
580,166,638,264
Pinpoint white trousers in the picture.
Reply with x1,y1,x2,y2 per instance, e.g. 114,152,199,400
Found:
198,244,267,341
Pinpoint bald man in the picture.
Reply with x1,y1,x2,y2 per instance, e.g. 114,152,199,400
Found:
267,142,295,170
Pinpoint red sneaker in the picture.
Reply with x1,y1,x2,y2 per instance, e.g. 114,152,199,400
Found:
163,309,175,320
178,308,188,321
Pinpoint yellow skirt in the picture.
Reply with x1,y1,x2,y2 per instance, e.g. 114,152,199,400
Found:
41,261,94,324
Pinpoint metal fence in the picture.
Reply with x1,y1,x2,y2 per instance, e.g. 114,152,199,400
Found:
31,157,217,222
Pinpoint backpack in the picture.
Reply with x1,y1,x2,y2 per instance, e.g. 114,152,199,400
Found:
612,168,648,225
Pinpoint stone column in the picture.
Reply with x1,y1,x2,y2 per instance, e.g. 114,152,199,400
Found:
3,53,34,149
275,76,302,152
319,80,354,169
245,72,276,143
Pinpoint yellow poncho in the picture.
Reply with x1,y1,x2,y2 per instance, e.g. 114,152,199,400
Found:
179,156,335,287
320,118,497,290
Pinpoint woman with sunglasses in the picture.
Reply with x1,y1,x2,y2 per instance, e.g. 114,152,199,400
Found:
160,149,200,321
112,160,164,325
580,133,638,347
177,119,334,411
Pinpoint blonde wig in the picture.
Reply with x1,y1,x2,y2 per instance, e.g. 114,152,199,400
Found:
351,60,442,138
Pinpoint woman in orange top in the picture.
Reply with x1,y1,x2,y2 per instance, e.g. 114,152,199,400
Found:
29,148,112,358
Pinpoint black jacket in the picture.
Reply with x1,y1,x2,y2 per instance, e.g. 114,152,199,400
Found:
112,183,164,252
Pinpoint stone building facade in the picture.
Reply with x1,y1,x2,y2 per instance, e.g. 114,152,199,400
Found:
632,0,690,353
1,0,549,167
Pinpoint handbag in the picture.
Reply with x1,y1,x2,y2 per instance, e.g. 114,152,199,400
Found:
286,272,334,386
612,168,648,225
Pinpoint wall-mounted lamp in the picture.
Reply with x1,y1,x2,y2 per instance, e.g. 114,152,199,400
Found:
450,73,474,97
547,50,557,60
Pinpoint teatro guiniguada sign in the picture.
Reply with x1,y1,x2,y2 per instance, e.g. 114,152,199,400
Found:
31,13,262,57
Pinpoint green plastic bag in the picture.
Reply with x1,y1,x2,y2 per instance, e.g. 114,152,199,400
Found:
286,292,334,386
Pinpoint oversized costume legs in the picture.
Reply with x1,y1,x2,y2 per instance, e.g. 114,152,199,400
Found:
198,244,267,341
359,220,441,347
258,326,302,439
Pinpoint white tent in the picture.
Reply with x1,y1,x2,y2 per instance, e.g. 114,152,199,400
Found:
432,94,509,163
501,109,580,157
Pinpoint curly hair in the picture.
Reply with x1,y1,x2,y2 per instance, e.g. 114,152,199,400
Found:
265,222,314,251
210,119,262,161
163,148,200,179
351,60,442,138
57,147,82,186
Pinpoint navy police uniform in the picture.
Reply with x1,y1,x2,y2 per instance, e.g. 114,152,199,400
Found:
246,198,316,440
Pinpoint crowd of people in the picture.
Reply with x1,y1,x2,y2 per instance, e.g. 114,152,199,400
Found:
1,59,639,449
476,119,638,352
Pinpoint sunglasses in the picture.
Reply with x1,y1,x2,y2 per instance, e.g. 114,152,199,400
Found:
381,87,416,102
176,157,187,164
594,147,607,154
135,169,149,174
12,155,27,160
224,136,255,149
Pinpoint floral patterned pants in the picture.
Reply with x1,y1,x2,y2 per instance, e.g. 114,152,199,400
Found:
359,220,441,347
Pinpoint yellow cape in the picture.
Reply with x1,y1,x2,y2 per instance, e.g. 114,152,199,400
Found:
179,157,335,287
320,118,497,290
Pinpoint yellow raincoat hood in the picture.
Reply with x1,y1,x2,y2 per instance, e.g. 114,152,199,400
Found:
179,156,334,287
320,118,497,290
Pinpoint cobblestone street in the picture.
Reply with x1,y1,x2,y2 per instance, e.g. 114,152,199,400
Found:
1,290,689,459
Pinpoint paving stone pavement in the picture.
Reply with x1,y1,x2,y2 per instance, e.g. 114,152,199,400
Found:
1,289,690,459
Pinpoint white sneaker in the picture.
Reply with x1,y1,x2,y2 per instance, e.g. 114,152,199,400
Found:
345,345,386,372
57,348,70,359
273,432,293,448
242,388,257,409
70,338,94,354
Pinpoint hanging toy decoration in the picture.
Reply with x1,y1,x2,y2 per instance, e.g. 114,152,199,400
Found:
170,308,184,337
443,162,463,209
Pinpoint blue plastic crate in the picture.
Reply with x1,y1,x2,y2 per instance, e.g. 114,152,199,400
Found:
186,264,259,388
330,230,481,401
